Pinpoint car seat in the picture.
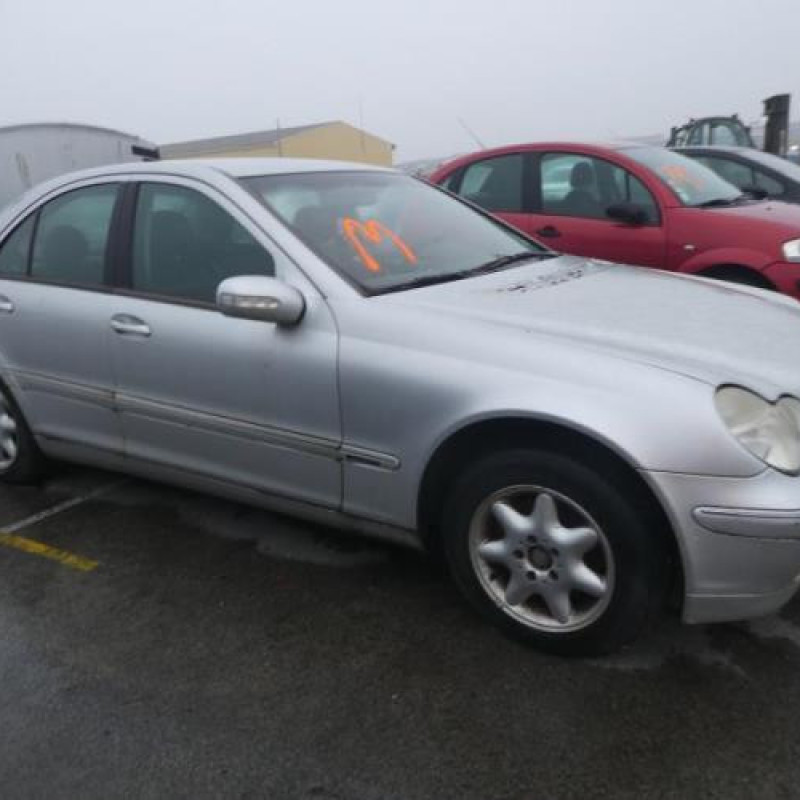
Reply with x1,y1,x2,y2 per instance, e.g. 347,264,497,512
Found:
563,162,603,217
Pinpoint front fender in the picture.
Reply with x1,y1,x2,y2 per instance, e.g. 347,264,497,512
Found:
338,346,763,530
679,247,772,275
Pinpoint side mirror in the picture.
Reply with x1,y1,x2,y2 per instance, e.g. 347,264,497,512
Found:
606,202,649,226
216,275,305,326
741,185,769,200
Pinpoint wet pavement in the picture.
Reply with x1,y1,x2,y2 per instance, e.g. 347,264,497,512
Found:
1,467,800,799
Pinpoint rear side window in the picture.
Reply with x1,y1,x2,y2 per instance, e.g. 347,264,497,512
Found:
0,216,36,276
458,154,524,212
132,183,275,304
30,185,118,286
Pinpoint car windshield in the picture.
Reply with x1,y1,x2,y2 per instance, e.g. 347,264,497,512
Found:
622,146,742,207
241,171,547,293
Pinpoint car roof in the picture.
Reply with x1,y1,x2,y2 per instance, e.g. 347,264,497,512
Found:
674,145,753,154
429,140,655,179
464,140,651,154
40,156,394,185
0,157,398,231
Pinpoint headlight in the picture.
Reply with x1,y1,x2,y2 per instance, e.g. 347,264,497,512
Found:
783,239,800,262
715,386,800,474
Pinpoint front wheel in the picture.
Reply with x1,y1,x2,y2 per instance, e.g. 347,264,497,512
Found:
441,449,670,656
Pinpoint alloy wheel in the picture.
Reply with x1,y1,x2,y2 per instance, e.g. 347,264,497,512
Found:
469,485,615,633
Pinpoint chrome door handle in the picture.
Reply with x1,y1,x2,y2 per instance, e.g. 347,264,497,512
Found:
0,294,15,313
110,313,151,337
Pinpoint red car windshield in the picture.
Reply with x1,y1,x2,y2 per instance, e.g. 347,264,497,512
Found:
242,171,546,293
623,146,742,207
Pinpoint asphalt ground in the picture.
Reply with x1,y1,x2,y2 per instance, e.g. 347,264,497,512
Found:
2,467,800,800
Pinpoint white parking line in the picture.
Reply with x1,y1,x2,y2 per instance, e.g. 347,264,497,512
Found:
2,481,126,533
2,481,125,534
0,480,125,571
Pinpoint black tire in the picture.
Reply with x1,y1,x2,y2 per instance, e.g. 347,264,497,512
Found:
0,381,46,484
441,449,670,657
700,266,773,290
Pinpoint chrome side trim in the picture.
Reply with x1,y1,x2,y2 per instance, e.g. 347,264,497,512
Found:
117,393,401,470
13,370,401,472
14,370,115,409
340,445,400,471
118,392,341,459
693,506,800,539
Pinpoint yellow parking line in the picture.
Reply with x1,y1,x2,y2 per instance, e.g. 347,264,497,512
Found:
0,531,98,572
0,481,123,572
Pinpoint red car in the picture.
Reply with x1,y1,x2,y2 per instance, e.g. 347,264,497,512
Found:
430,142,800,298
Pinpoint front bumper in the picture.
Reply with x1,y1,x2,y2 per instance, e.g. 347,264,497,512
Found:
643,468,800,623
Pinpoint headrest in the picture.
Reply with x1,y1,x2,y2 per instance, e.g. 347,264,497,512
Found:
570,162,595,189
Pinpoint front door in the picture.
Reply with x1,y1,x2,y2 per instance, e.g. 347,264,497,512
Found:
109,180,342,508
528,152,667,268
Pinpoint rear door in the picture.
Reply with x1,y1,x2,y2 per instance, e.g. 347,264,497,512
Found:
527,152,667,268
452,153,534,235
108,178,342,507
0,182,123,453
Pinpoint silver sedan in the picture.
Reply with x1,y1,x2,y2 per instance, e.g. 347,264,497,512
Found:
1,158,799,656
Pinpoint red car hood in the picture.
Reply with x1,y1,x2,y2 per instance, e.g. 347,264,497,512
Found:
699,199,800,235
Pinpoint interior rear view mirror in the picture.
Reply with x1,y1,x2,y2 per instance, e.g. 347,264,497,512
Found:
741,185,769,200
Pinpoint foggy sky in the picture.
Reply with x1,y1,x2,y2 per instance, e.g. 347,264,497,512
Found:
1,0,798,161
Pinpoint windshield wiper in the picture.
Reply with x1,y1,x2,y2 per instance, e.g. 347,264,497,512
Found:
462,250,554,276
377,273,473,293
374,251,553,295
695,194,747,208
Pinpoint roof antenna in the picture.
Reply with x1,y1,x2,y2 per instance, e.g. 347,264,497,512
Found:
276,118,283,157
358,97,367,155
457,116,486,150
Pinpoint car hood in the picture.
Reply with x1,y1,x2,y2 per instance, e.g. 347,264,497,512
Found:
698,198,800,235
382,256,800,397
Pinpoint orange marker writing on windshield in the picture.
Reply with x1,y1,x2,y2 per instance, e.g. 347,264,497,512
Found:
342,218,418,273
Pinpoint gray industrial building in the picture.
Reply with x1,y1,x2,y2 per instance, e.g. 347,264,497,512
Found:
0,122,156,210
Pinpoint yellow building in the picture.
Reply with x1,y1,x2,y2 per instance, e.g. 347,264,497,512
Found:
160,120,394,166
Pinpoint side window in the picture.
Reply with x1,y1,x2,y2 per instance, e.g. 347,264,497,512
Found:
439,169,462,193
610,168,660,223
687,123,709,146
541,154,586,213
694,156,754,190
0,215,36,276
132,183,275,304
753,170,784,196
458,155,524,212
30,185,118,286
541,154,659,222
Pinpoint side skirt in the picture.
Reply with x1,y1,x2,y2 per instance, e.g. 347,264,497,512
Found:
37,435,423,552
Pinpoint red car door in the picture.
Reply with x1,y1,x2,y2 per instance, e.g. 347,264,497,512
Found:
452,152,535,239
522,151,667,268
